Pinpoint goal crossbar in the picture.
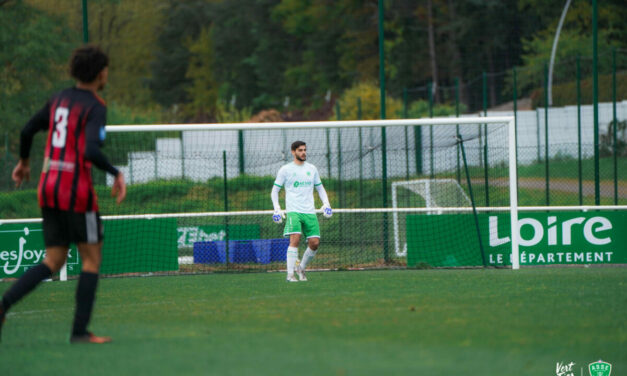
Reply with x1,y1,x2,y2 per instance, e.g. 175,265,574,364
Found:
106,116,515,132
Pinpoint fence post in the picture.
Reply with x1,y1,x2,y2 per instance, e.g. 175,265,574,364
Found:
223,150,229,270
455,77,461,184
129,154,133,185
326,128,331,178
82,0,89,43
577,56,583,205
513,67,518,192
336,102,343,209
483,71,489,206
403,88,410,179
358,97,364,207
612,47,617,205
378,0,389,263
592,0,600,205
238,130,244,175
181,135,186,179
536,109,541,163
428,82,434,179
544,62,550,206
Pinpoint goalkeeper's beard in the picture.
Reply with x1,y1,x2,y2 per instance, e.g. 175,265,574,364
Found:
295,155,306,162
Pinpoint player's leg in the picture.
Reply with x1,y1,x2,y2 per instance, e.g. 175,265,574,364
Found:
69,211,110,344
70,241,110,343
283,212,302,282
286,233,301,282
0,246,68,341
1,208,70,342
2,247,67,310
295,214,321,281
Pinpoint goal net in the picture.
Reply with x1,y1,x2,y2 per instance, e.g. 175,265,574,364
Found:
392,178,471,257
0,116,519,280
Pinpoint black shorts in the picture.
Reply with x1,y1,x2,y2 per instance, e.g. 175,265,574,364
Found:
42,207,104,247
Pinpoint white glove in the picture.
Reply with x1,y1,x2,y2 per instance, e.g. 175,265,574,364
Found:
272,210,285,224
321,205,332,218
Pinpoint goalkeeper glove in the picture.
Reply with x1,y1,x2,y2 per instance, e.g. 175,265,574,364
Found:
321,204,333,218
272,210,285,224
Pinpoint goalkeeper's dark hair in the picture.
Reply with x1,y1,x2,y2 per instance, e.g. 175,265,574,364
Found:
70,45,109,83
291,141,306,151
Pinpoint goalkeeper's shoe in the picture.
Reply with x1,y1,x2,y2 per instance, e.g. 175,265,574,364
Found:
295,265,307,282
286,274,299,283
70,331,112,344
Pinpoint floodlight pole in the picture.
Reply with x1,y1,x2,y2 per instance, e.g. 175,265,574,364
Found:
548,0,572,105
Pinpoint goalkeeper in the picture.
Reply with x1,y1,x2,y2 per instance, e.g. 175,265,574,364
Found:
271,141,332,282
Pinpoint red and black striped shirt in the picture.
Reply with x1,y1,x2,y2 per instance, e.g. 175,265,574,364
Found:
20,88,118,213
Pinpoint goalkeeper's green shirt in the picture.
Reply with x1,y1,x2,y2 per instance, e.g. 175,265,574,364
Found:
274,162,322,214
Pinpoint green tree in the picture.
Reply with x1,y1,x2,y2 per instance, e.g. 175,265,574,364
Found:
87,0,165,111
0,0,77,155
149,0,213,110
184,26,219,121
334,82,402,120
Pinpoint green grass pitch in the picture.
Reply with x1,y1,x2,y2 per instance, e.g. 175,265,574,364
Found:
0,268,624,375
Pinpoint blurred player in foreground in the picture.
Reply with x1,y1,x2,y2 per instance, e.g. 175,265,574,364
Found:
1,45,126,344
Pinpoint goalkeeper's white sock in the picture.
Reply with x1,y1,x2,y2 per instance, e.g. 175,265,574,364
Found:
300,248,317,271
286,247,298,275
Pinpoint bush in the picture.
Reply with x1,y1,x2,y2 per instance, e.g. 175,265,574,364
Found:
333,82,402,120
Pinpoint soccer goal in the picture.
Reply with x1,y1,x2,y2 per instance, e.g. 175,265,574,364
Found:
0,115,521,280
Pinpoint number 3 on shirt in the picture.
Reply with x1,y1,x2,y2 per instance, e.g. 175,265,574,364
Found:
52,107,69,148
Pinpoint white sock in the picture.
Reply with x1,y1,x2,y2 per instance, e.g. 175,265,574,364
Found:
300,248,317,270
286,247,298,275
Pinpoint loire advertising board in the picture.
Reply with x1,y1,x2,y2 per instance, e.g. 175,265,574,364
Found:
407,211,627,267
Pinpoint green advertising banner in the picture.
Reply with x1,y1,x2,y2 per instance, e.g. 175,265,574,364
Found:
100,218,179,275
0,223,80,279
407,211,627,267
1,219,262,279
176,225,260,249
